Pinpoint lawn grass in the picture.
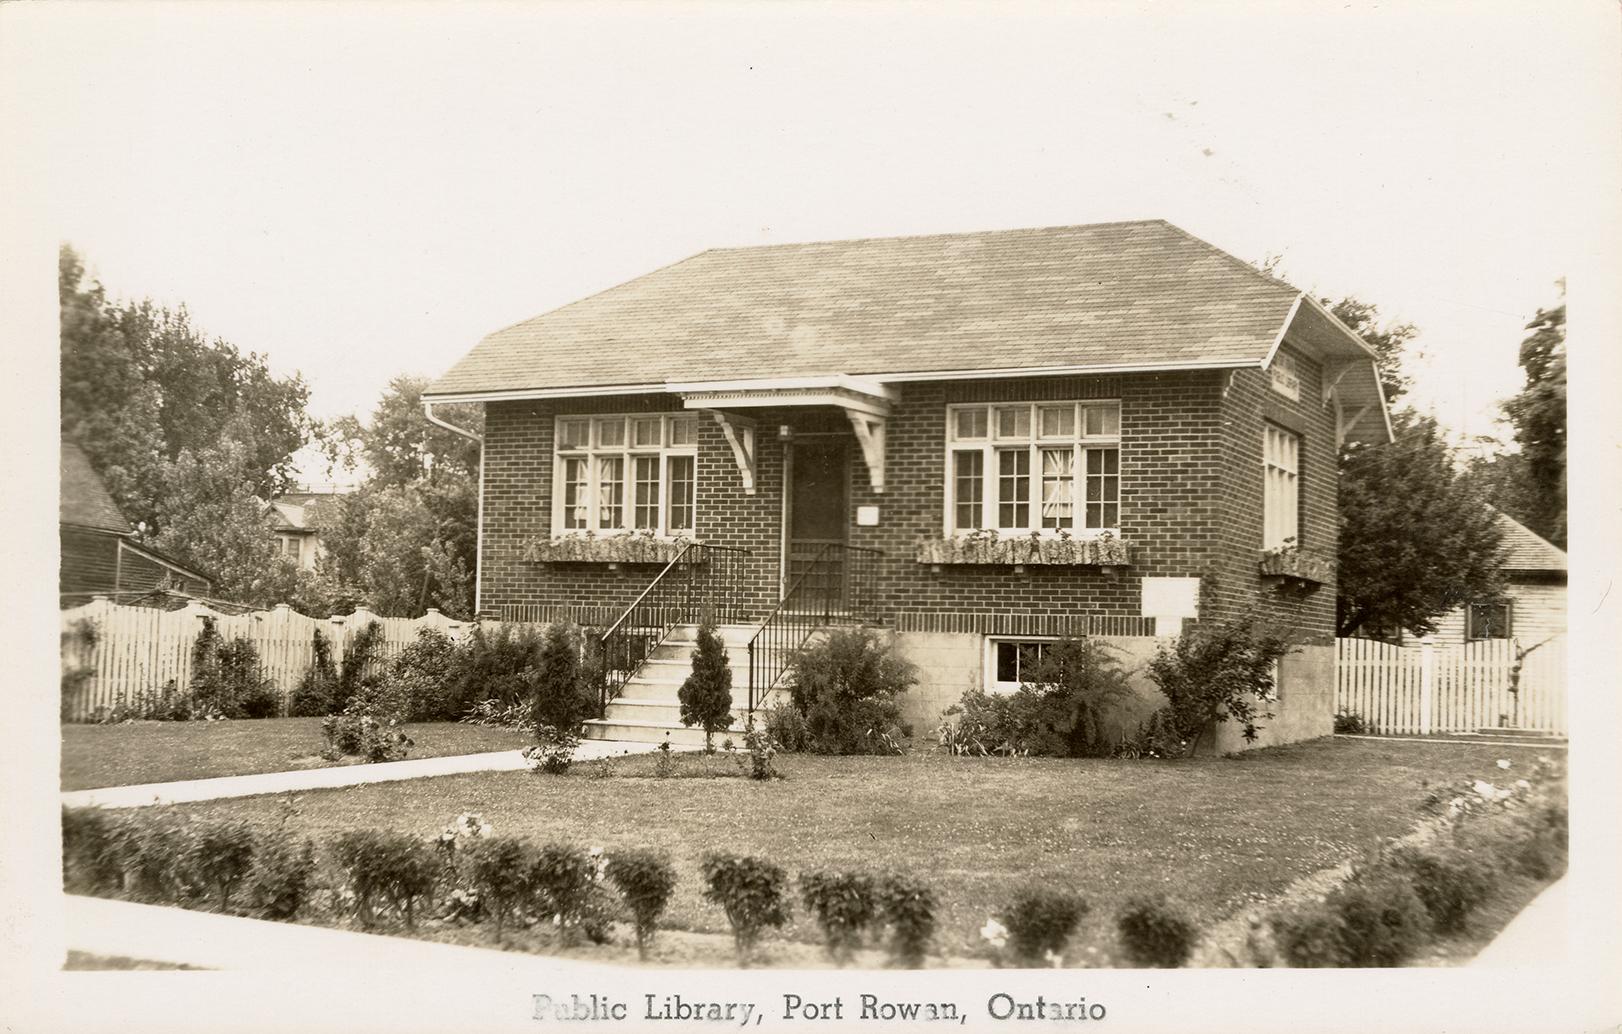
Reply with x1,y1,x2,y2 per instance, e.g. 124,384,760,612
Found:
60,718,533,791
175,735,1564,961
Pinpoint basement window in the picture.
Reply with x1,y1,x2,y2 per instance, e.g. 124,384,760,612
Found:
985,637,1057,694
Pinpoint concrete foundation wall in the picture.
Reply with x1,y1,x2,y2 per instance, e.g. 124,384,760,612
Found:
892,632,1333,754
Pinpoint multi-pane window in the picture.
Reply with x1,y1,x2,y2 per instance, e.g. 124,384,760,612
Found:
553,413,699,535
1263,424,1300,549
988,638,1053,693
946,401,1121,534
1466,600,1513,640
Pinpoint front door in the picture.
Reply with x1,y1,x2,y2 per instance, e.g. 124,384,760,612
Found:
785,439,848,601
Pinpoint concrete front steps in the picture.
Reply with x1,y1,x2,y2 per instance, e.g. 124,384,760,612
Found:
584,623,784,748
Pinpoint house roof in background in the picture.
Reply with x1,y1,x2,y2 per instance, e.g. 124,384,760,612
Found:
427,219,1377,396
60,440,131,534
1494,509,1566,573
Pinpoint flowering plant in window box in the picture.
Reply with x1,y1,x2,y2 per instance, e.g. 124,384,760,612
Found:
1257,540,1334,588
915,528,1131,567
523,529,695,565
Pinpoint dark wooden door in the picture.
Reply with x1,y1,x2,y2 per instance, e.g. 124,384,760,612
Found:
786,440,848,599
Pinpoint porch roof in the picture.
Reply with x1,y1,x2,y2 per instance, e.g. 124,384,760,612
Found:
427,219,1391,444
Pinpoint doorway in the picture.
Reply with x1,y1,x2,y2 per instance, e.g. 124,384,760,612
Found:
783,438,849,600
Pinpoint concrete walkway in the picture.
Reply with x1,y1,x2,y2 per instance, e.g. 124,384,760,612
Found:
62,739,663,809
1471,876,1567,966
64,894,597,973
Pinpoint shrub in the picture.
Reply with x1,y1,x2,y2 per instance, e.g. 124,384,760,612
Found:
786,628,914,755
605,849,678,960
1115,895,1199,967
331,830,440,928
1386,843,1493,933
289,630,340,717
387,627,461,721
468,837,534,941
247,836,317,920
188,618,279,719
111,810,198,904
679,620,735,751
320,706,413,763
1019,637,1136,756
1000,888,1089,966
528,843,591,930
760,704,809,753
1333,709,1369,735
62,806,123,896
60,619,99,721
742,720,782,780
799,870,879,965
701,852,792,966
528,623,599,735
446,624,545,711
189,820,257,911
1145,616,1292,755
336,619,386,712
1272,873,1430,967
1497,794,1568,879
1328,873,1430,966
875,872,937,968
1114,707,1187,759
522,727,580,775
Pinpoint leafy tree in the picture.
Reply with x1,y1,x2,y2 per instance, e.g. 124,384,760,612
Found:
1337,413,1505,638
1500,297,1566,547
59,245,312,534
678,620,734,751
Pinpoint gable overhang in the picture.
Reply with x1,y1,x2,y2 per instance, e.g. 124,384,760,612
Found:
1263,292,1394,447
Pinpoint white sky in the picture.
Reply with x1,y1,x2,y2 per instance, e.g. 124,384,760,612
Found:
3,1,1614,468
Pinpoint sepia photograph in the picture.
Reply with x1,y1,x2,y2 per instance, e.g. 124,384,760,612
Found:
2,2,1619,1031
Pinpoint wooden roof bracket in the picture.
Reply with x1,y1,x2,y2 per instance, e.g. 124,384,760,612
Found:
845,409,886,494
1321,361,1355,406
1334,395,1374,449
703,410,757,495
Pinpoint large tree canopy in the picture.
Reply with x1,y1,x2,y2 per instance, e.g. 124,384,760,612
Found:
1501,299,1566,547
1329,297,1504,639
304,376,481,619
59,245,313,534
1337,412,1505,638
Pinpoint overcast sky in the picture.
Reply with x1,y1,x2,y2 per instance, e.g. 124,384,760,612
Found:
5,1,1614,480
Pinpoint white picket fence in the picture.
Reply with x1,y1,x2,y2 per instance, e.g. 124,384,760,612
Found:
1336,635,1567,736
59,597,479,722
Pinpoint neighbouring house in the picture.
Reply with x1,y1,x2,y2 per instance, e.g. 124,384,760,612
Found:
1431,508,1566,648
423,220,1392,751
59,439,213,605
268,487,344,571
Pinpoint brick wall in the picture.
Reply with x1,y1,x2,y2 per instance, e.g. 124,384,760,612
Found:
478,365,1338,647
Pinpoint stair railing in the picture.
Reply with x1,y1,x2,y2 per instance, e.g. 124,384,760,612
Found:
745,542,882,713
594,542,750,712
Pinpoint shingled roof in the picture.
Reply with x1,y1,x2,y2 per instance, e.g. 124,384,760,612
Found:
427,219,1389,441
60,440,130,534
1494,509,1566,574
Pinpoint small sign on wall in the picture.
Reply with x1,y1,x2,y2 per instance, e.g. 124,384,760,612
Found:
856,505,880,527
1141,576,1200,636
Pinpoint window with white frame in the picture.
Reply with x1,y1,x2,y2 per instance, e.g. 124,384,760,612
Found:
986,637,1056,694
946,401,1120,535
1262,424,1300,549
1269,351,1302,401
553,413,698,535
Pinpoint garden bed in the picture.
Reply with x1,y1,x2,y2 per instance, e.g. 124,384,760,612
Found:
151,736,1562,964
61,718,532,791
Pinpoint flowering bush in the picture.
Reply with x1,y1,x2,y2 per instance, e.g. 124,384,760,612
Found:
702,852,792,966
993,888,1089,967
742,720,783,780
523,727,580,775
320,708,413,763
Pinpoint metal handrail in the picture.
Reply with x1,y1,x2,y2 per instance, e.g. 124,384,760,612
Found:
593,542,751,711
745,542,882,713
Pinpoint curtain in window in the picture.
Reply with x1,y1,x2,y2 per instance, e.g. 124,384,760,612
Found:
1040,448,1075,528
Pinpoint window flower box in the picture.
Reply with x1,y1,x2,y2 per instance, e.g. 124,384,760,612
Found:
1257,547,1334,589
915,530,1131,567
523,530,694,565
